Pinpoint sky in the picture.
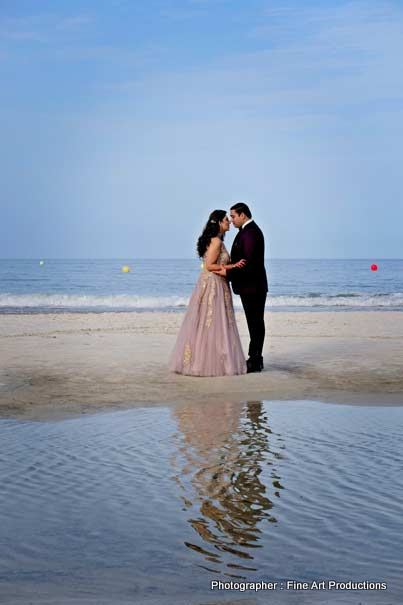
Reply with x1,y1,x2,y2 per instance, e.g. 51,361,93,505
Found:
0,0,402,259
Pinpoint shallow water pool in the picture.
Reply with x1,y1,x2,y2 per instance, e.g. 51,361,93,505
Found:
0,400,402,604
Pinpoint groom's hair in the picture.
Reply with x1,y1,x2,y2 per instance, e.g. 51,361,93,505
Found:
230,202,251,218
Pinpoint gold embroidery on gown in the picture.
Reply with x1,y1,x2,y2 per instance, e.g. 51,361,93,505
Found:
223,281,235,326
169,241,246,376
183,343,192,366
205,277,216,328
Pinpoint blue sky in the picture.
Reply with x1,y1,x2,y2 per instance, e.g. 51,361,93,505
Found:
1,0,402,258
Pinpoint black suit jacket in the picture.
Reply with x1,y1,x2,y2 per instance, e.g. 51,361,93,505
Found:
228,221,268,295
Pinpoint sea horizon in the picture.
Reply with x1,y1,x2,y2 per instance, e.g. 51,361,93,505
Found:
1,258,402,314
1,257,402,261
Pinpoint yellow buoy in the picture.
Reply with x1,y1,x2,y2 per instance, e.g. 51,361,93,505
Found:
121,265,131,273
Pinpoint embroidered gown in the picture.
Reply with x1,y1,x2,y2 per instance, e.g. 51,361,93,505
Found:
169,243,247,376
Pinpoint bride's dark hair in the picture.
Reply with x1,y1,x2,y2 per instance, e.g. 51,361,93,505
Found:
197,209,226,258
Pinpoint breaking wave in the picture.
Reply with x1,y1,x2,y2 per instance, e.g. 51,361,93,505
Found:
0,292,402,312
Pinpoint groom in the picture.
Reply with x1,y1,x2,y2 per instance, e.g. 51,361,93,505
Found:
227,202,268,373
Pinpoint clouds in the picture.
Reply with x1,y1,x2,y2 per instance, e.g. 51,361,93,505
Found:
92,0,403,127
0,0,402,258
0,13,93,46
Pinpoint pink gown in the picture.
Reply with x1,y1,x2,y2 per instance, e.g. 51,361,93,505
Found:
169,243,247,376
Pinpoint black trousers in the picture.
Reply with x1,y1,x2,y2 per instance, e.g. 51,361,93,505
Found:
240,292,267,359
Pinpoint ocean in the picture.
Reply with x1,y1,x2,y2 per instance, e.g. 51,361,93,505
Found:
0,258,402,313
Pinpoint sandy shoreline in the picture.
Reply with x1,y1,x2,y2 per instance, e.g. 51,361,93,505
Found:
1,310,403,419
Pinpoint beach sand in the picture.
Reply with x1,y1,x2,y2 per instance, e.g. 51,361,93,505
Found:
1,311,402,418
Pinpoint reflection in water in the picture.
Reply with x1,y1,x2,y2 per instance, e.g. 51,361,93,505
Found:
1,402,403,603
171,401,286,577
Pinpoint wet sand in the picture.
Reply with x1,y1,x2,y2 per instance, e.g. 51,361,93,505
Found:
0,311,402,418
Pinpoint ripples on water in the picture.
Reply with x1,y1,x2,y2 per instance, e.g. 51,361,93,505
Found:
0,400,402,604
171,401,283,576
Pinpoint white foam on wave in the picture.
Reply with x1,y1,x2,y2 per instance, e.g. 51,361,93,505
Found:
0,293,190,309
0,292,402,310
268,293,403,308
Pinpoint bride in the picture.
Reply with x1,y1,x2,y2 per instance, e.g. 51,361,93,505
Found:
169,209,247,376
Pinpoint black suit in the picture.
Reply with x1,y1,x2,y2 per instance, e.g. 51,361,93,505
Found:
228,221,268,362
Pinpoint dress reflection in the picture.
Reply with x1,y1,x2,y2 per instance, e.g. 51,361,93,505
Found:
171,400,285,577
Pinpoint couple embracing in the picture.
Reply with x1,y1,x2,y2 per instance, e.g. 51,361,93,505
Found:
170,202,268,376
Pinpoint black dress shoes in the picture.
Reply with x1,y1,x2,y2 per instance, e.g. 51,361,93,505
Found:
246,357,263,373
